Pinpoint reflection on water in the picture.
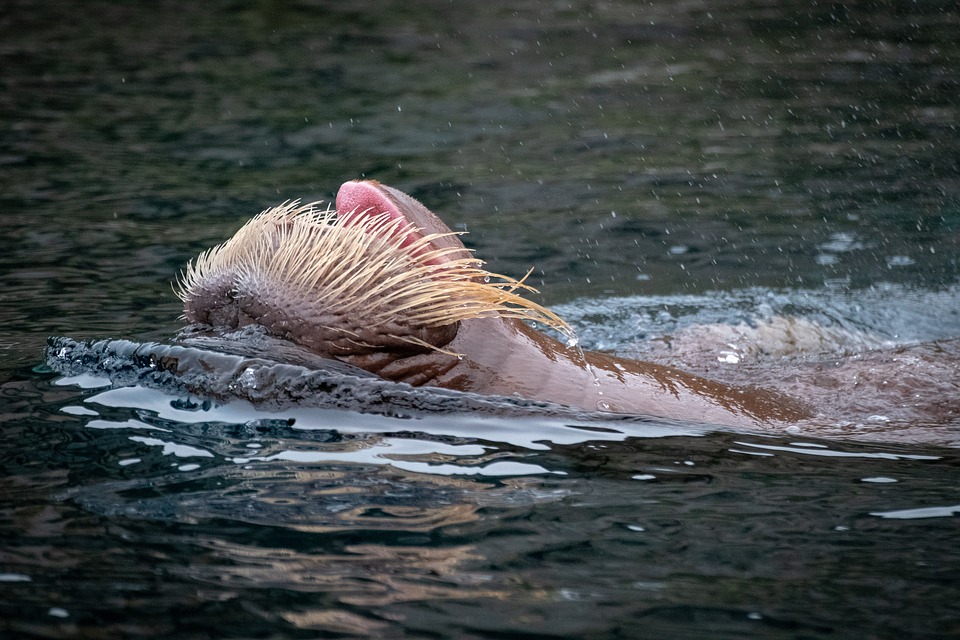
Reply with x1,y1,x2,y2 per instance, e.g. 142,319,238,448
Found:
2,0,960,638
26,318,960,636
4,370,960,638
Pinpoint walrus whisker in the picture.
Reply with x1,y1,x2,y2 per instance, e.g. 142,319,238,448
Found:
397,334,464,358
318,324,360,338
345,338,379,350
178,197,578,351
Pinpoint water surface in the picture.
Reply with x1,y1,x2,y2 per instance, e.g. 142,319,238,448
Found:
2,1,959,638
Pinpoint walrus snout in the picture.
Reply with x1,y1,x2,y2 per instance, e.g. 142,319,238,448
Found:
178,183,571,359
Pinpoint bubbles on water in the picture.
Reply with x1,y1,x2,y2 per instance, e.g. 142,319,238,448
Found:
815,232,869,266
886,255,915,268
817,231,867,253
237,367,258,389
552,284,960,356
717,350,741,364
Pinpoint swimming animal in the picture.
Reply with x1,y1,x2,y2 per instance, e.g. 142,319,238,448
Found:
178,180,812,429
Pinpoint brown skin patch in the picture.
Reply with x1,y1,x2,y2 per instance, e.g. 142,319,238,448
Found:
179,181,816,429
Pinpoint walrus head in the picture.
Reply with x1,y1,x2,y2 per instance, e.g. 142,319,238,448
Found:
177,180,573,358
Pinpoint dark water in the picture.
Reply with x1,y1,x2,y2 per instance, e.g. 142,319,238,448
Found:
2,1,960,638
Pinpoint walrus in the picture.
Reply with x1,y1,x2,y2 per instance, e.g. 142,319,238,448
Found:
178,180,818,430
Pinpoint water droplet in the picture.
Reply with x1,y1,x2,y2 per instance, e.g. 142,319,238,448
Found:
238,367,258,389
589,363,600,386
718,351,741,364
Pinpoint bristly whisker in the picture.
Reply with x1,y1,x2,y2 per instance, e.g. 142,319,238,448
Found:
178,199,578,352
